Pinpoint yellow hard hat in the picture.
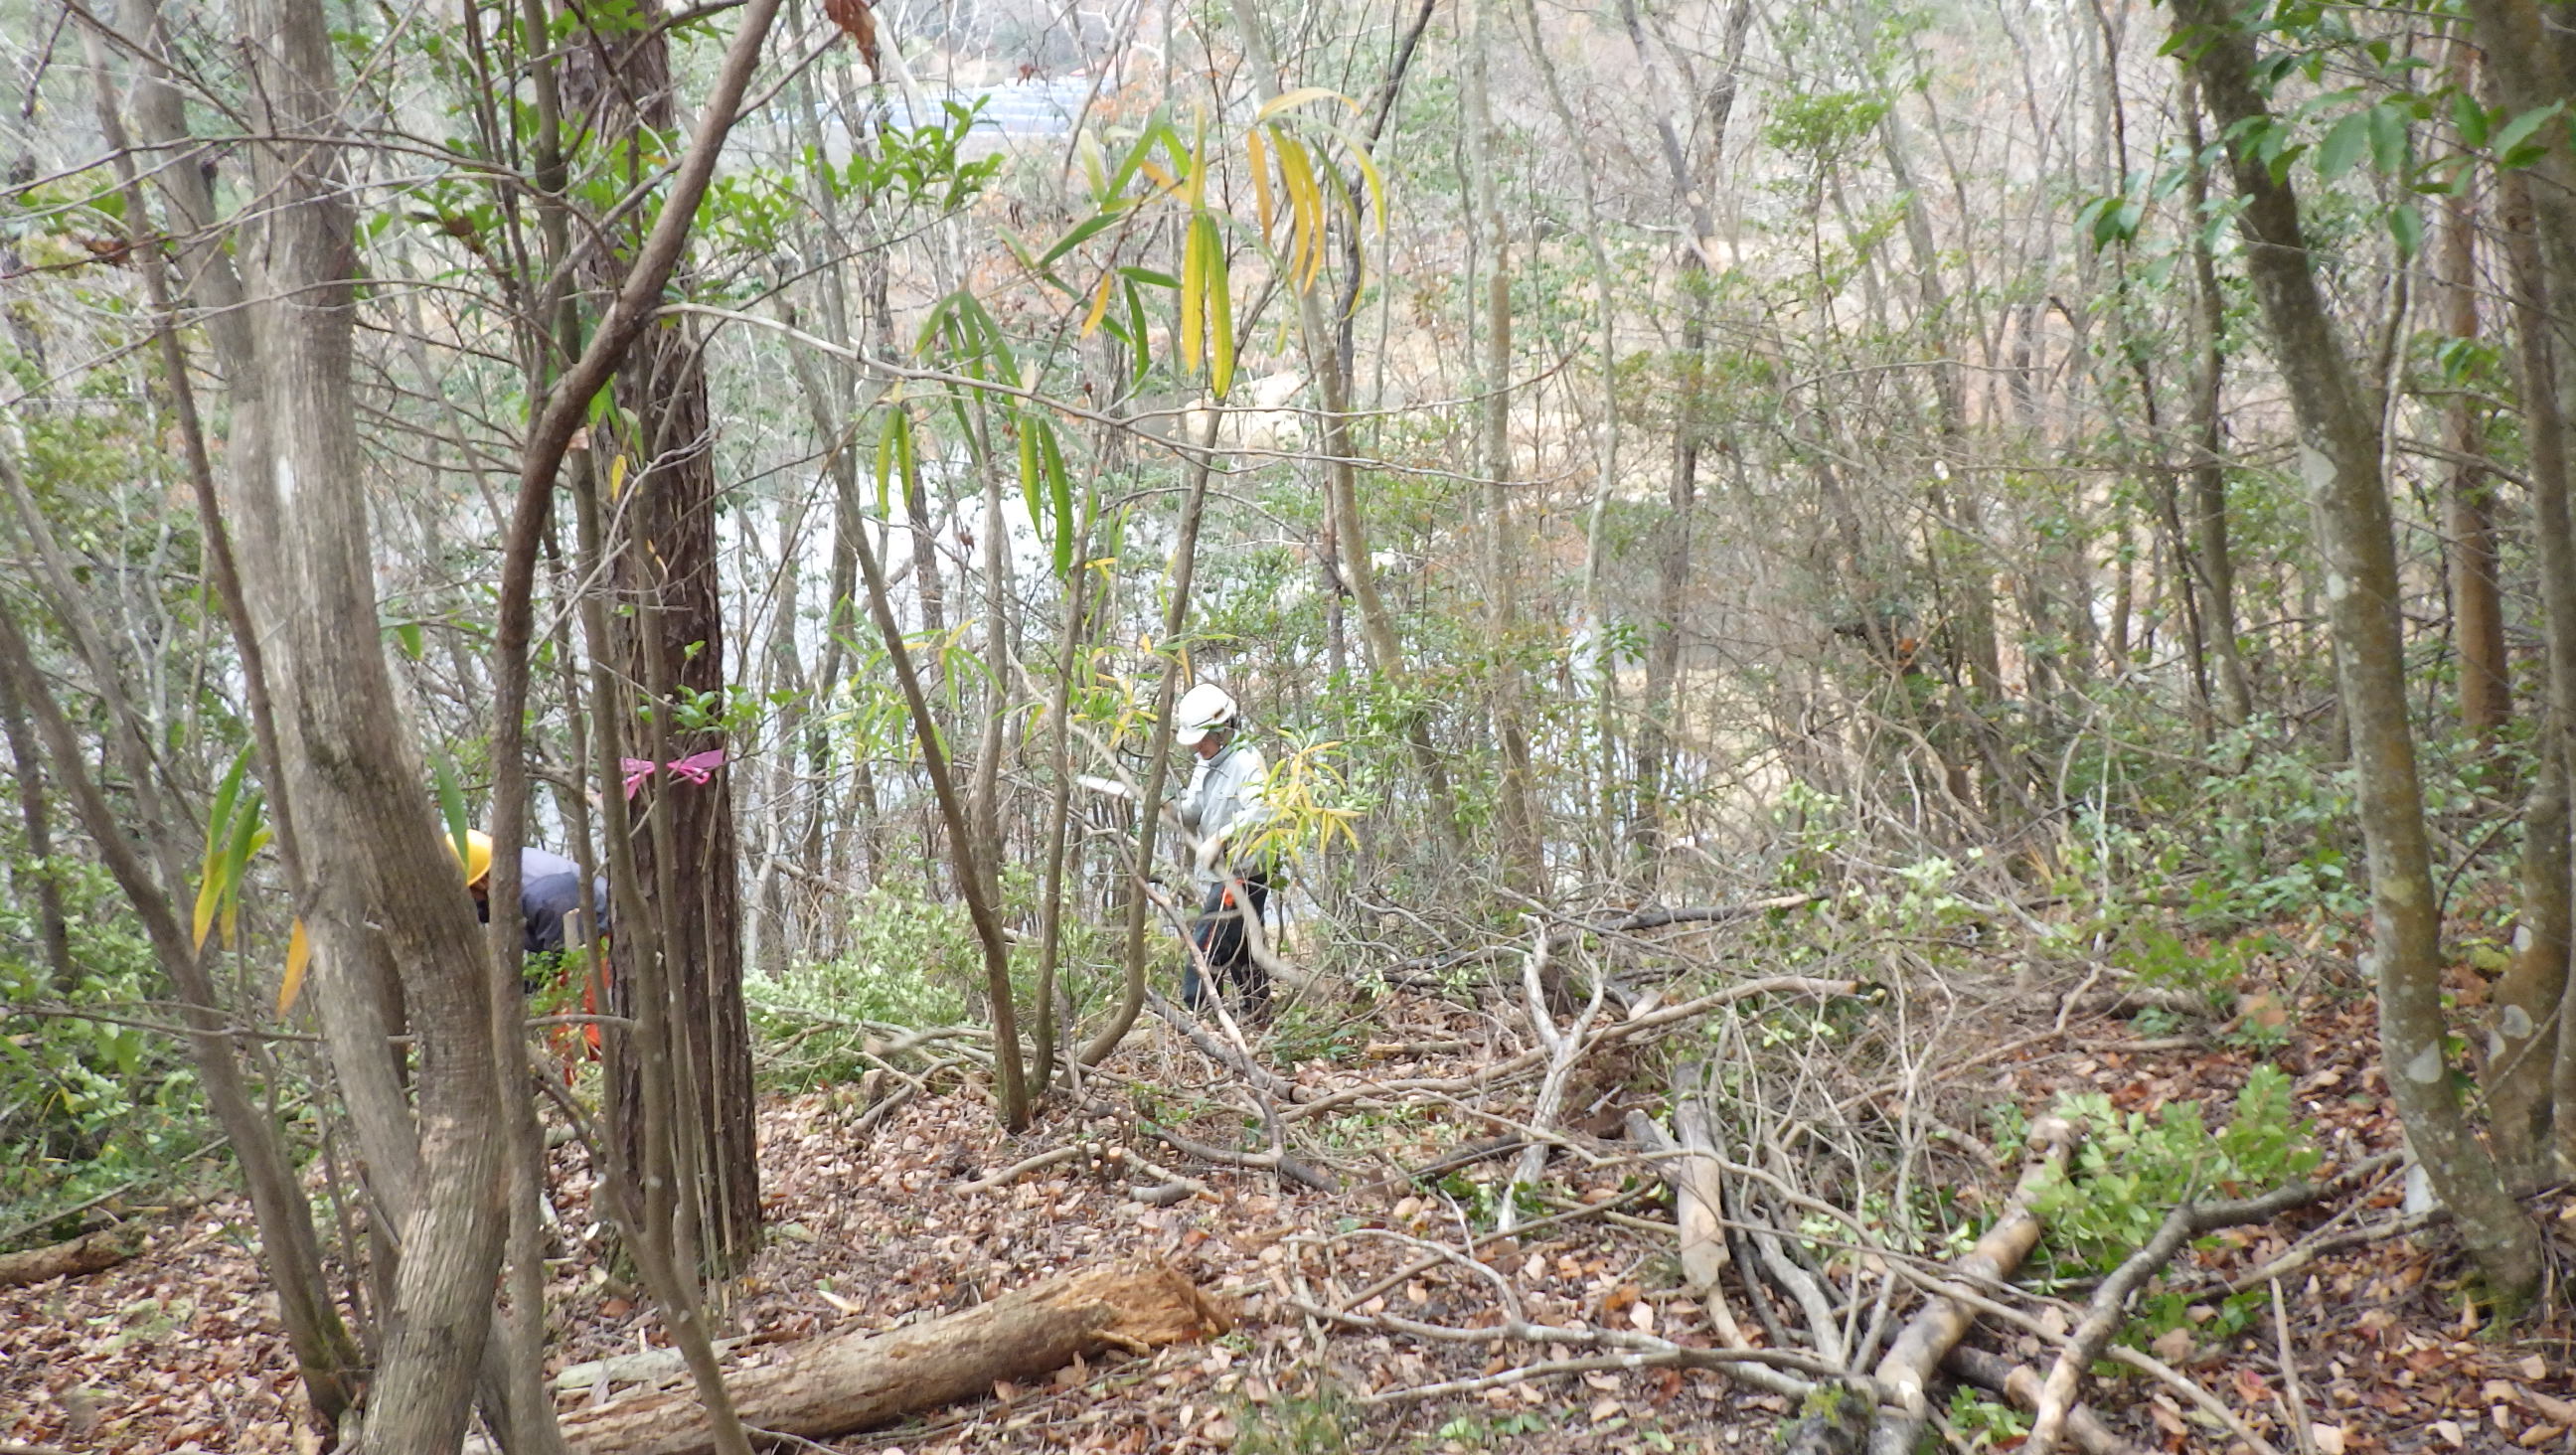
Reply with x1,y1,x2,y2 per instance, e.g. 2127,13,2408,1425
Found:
451,829,495,888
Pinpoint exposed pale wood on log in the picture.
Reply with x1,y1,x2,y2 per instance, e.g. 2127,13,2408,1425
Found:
559,1262,1229,1455
1865,1114,2076,1455
0,1225,142,1287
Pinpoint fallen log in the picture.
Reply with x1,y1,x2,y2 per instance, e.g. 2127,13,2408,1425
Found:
558,1262,1230,1455
1865,1114,2077,1455
0,1224,144,1288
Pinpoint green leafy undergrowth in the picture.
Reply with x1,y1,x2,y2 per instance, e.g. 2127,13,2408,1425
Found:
2010,1065,2319,1341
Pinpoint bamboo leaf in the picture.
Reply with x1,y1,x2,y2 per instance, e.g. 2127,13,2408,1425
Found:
1272,133,1323,292
193,746,254,951
277,918,310,1017
219,791,264,949
1038,417,1074,580
1247,126,1277,247
1039,205,1131,267
874,407,905,514
1081,270,1117,338
1179,205,1207,374
1123,278,1153,388
429,748,470,867
1204,217,1235,398
1017,408,1046,542
1320,121,1389,239
1256,85,1360,122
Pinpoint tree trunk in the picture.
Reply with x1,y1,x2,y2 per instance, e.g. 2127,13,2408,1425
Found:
2180,0,2541,1307
2468,0,2576,1181
572,2,760,1272
558,1264,1230,1455
223,0,516,1434
2442,49,2510,747
0,658,73,993
2490,159,2576,1185
1617,0,1751,870
1461,0,1541,892
2178,81,2254,727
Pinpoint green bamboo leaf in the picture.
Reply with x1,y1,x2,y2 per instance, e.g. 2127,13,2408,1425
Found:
1016,407,1046,542
219,792,265,948
1037,416,1074,580
874,407,905,515
1123,278,1153,389
193,746,254,951
429,748,470,866
1039,205,1132,267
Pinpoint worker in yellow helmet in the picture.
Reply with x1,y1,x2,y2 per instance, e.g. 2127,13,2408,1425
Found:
449,829,610,962
278,827,608,1018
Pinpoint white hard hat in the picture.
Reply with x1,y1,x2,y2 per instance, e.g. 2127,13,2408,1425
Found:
1173,682,1238,747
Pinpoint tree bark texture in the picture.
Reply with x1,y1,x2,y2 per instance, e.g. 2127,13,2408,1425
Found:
573,3,761,1272
2178,82,2254,727
2181,0,2542,1304
0,658,74,993
2492,161,2574,1185
2440,62,2509,746
222,0,516,1435
558,1263,1232,1455
2462,0,2576,1179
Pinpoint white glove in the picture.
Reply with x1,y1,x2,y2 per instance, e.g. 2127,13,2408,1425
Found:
1193,837,1220,879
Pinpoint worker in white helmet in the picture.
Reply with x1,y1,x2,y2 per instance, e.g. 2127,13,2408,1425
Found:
1172,681,1272,1014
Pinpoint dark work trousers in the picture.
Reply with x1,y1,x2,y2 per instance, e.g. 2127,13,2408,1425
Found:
1185,873,1271,1014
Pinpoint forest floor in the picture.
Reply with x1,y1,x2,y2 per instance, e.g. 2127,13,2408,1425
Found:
7,950,2576,1455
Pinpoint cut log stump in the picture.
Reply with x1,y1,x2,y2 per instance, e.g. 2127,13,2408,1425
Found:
560,1261,1232,1455
0,1225,143,1288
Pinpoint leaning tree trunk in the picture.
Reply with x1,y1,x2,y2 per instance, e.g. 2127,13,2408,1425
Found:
2177,0,2542,1306
569,2,760,1274
2468,0,2576,1182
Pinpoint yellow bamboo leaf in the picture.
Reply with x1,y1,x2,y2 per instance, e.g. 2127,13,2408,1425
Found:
1247,127,1277,247
1179,209,1207,373
1081,270,1116,338
1257,85,1361,122
1273,134,1322,293
608,453,630,501
190,863,224,951
1205,219,1235,398
277,917,311,1017
1137,159,1182,196
1324,122,1390,241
